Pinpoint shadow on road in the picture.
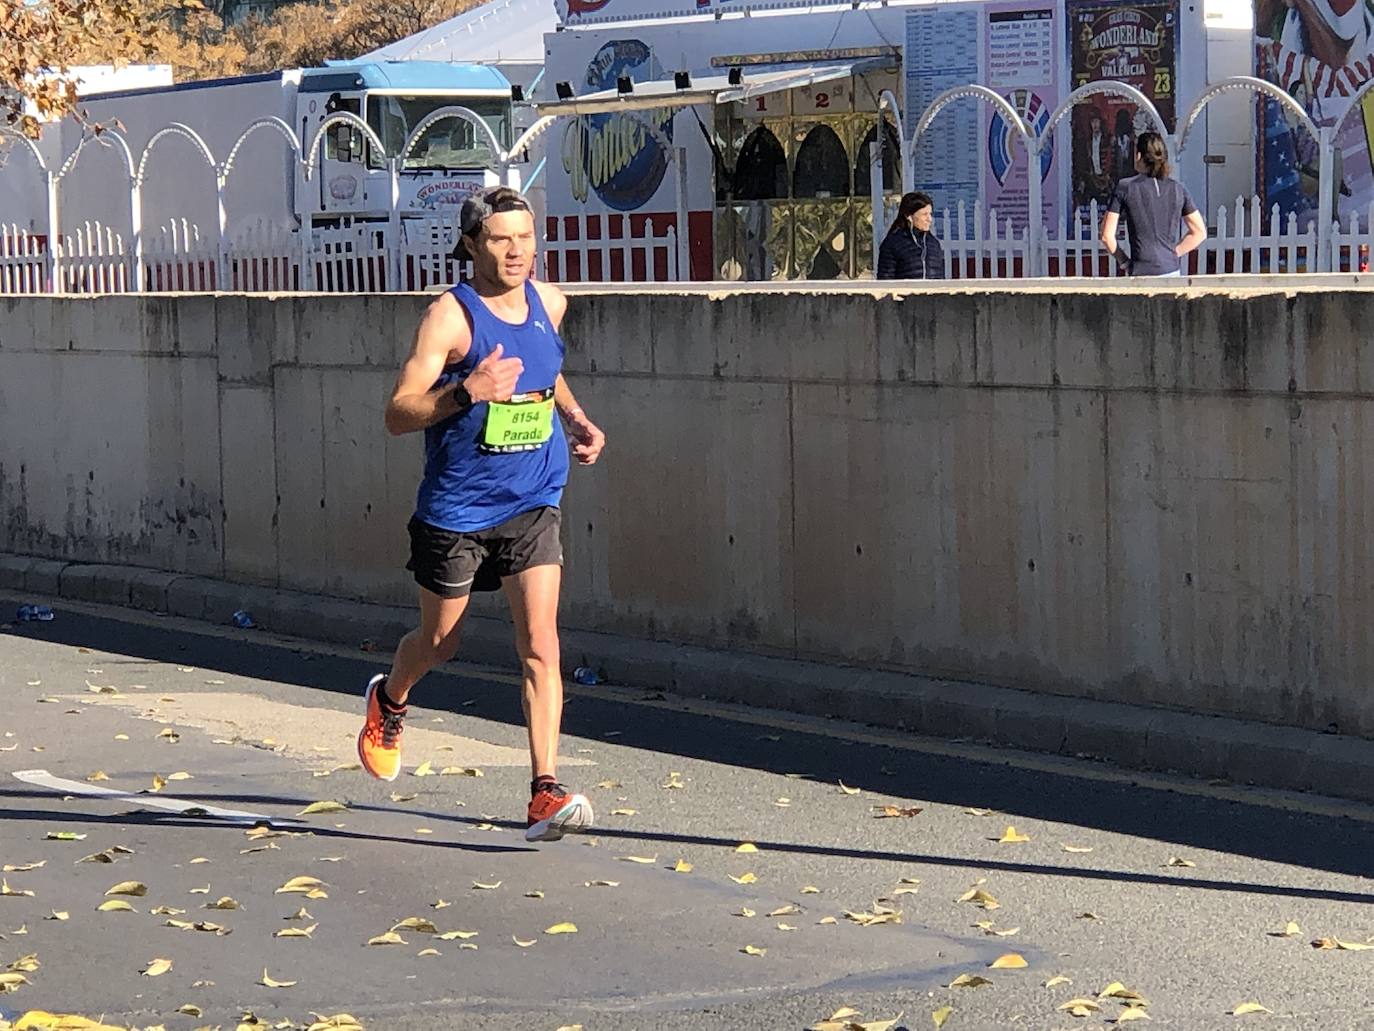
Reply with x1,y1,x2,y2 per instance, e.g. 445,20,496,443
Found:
7,608,1374,887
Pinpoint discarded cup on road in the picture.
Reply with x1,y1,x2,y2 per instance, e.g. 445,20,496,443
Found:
573,666,602,686
231,609,257,629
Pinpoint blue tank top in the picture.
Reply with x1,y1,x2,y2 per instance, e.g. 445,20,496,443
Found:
414,281,569,533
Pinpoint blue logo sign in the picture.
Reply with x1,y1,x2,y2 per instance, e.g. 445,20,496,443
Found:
988,88,1052,186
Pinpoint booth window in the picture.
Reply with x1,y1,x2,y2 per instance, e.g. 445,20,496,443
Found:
793,124,850,198
732,125,788,201
854,120,902,194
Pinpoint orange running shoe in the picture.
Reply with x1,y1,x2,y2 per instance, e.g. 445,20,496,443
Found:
526,780,594,842
357,674,405,781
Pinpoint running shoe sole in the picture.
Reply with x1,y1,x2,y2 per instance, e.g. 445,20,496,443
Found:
526,793,595,842
357,674,399,782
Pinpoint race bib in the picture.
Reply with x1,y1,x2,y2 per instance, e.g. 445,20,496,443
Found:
480,388,555,454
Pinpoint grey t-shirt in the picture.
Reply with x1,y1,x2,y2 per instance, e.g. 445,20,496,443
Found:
1107,175,1198,276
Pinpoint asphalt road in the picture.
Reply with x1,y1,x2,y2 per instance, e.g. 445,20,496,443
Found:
1,593,1373,1031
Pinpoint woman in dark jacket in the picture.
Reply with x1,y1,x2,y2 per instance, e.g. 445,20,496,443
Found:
877,191,945,280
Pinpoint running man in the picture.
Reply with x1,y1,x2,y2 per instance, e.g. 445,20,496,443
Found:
358,185,606,843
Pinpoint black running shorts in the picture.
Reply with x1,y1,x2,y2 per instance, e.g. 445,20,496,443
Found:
406,506,563,599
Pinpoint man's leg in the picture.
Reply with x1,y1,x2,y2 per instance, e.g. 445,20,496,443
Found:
358,587,469,781
387,587,471,706
505,563,593,841
503,563,563,778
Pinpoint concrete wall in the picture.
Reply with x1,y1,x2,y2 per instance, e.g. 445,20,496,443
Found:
4,284,1374,739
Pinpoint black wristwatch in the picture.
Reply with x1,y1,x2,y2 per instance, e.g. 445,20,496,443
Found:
452,382,473,411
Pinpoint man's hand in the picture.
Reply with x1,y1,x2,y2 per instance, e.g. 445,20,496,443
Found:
463,344,524,403
566,410,606,466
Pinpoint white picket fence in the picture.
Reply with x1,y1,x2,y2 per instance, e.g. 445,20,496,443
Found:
0,214,681,295
924,196,1355,279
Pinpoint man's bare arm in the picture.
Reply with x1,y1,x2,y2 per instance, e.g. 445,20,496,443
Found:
385,294,523,436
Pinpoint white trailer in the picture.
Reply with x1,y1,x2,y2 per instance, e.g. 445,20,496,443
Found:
11,61,515,245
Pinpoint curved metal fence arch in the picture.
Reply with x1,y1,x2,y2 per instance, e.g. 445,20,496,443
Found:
401,105,504,164
1177,75,1318,156
222,117,303,177
302,112,389,181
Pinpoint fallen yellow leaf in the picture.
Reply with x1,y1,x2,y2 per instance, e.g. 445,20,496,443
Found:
989,953,1028,969
513,936,536,947
1058,998,1102,1014
275,924,317,938
1270,922,1301,938
740,944,766,957
166,771,193,781
957,887,1000,910
673,859,694,873
616,856,656,865
838,781,861,795
412,760,435,777
1231,1002,1271,1015
729,872,758,885
735,842,759,853
1044,975,1073,988
1312,937,1374,951
299,800,349,815
176,1005,203,1017
86,771,109,782
610,808,637,816
997,826,1030,844
366,931,407,946
96,899,135,912
437,930,478,940
1166,856,1196,868
1061,844,1093,853
142,958,173,977
259,968,297,988
471,880,503,890
800,885,820,894
947,973,993,988
105,880,147,897
736,907,756,918
417,948,441,957
204,897,239,910
276,876,326,895
932,1005,954,1028
545,922,578,935
1117,1009,1152,1023
0,880,34,897
392,917,438,934
1,863,44,873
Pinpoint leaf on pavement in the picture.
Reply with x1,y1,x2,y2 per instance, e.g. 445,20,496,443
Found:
817,916,838,925
777,923,797,931
366,932,407,946
46,911,69,921
1312,937,1374,951
661,771,686,789
844,905,902,927
873,806,923,819
989,953,1028,969
729,873,758,885
596,780,622,789
585,881,619,888
437,930,478,940
166,772,193,781
412,761,435,777
7,954,39,972
439,767,483,777
0,880,34,897
1165,857,1196,868
545,922,578,935
417,948,441,957
298,801,348,816
1061,844,1094,853
389,793,418,803
768,905,800,917
673,860,693,874
996,826,1030,844
513,936,537,947
176,1005,203,1017
2,863,44,873
96,899,136,912
610,809,637,816
838,781,861,795
104,881,147,897
932,1006,954,1028
0,971,30,992
142,958,173,977
615,856,656,865
1099,983,1148,1003
1269,922,1301,938
956,887,1000,910
205,897,240,910
965,807,992,816
431,899,451,909
276,876,326,895
973,921,1020,936
1230,1002,1271,1015
275,924,317,938
801,886,821,894
1117,1009,1152,1023
735,843,759,853
259,968,297,988
740,944,766,956
44,832,86,842
471,880,503,890
1044,975,1073,988
947,974,993,988
392,917,438,934
305,1014,365,1031
736,908,756,918
85,772,110,783
1058,999,1102,1015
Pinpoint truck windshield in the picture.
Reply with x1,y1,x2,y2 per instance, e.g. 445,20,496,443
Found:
366,95,511,170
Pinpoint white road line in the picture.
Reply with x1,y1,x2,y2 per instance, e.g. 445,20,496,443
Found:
13,769,290,825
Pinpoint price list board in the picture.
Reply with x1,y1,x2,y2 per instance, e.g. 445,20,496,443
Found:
904,7,980,220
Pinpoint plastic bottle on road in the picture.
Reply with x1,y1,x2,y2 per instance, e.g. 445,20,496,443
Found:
232,610,257,629
572,666,602,686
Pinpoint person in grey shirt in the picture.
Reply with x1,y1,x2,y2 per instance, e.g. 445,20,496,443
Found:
1099,131,1207,276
